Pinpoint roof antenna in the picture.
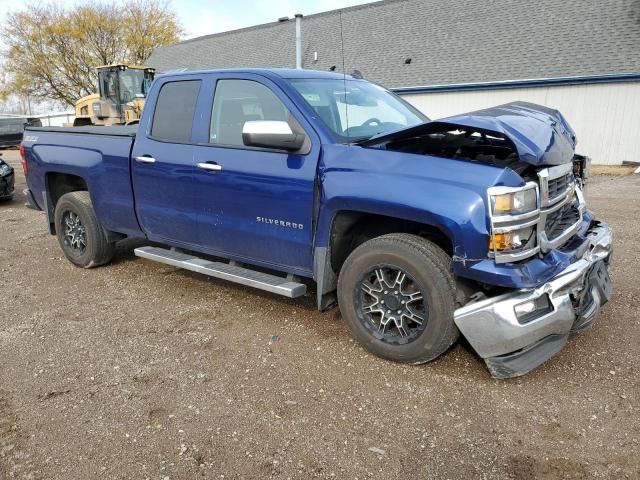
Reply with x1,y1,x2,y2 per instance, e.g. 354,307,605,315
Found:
339,9,349,142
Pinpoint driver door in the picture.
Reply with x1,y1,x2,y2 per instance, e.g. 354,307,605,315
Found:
190,74,321,273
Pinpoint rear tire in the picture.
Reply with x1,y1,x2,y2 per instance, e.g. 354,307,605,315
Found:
54,191,115,268
337,233,459,364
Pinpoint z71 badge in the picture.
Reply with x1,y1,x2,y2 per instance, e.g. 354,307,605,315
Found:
256,216,304,230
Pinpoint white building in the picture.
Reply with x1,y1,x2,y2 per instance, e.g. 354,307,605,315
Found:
148,0,640,165
35,111,75,127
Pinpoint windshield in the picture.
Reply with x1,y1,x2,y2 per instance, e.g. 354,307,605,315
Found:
289,78,429,142
119,69,150,101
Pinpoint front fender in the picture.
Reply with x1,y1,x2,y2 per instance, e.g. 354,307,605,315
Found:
315,144,523,269
316,181,487,261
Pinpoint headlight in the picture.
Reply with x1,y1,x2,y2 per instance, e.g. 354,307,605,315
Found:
490,187,537,216
0,163,12,176
487,182,540,263
92,102,102,115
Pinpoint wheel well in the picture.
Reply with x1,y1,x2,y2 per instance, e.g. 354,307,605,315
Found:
46,173,88,233
329,211,453,273
47,173,88,208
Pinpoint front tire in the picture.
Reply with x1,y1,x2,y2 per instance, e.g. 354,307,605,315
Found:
337,233,459,364
54,191,115,268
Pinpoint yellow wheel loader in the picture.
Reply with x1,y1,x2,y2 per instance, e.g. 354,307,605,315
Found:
73,65,155,126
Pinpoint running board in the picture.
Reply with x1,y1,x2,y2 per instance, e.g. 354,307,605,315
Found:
134,246,307,298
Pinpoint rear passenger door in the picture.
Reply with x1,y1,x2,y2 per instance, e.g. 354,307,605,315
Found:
132,77,205,246
191,74,320,273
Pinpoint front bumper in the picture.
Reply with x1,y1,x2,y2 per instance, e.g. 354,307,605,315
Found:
454,222,613,378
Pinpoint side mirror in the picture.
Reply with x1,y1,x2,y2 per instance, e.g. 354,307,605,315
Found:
242,120,305,151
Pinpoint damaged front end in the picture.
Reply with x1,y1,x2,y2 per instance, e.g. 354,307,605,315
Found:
360,101,592,266
361,101,611,378
454,221,613,378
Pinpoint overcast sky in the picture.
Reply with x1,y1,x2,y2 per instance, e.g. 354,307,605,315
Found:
0,0,376,39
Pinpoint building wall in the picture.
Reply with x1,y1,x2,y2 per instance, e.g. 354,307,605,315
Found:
401,82,640,165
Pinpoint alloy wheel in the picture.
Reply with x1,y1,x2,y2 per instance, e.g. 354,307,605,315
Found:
356,266,428,345
62,210,87,256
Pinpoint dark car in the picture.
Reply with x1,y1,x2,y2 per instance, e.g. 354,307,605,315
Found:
0,116,42,148
0,154,14,201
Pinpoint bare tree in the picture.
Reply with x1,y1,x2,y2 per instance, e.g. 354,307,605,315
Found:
0,0,183,107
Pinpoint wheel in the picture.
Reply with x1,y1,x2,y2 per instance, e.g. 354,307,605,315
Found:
54,191,115,268
337,233,459,363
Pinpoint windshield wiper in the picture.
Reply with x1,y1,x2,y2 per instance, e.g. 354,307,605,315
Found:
347,135,372,144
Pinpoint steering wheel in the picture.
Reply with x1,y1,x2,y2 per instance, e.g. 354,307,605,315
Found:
362,118,382,127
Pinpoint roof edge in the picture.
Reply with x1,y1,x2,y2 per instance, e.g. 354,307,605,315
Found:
392,73,640,94
167,0,387,48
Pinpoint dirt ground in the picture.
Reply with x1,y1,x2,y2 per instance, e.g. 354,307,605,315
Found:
0,147,638,479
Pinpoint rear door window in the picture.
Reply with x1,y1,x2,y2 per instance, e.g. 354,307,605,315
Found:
151,80,201,143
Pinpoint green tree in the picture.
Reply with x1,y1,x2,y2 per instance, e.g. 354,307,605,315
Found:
0,0,183,107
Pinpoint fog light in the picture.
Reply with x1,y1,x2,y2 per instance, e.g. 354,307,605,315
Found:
489,225,536,252
514,295,552,323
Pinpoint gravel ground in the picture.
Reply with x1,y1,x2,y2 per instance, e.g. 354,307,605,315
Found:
0,148,638,479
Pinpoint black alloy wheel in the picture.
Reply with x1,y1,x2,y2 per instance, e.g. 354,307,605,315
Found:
355,266,428,345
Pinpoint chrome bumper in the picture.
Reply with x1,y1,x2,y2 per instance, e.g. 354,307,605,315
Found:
454,222,613,378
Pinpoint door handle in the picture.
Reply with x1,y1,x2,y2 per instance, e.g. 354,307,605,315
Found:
135,156,156,164
197,162,222,172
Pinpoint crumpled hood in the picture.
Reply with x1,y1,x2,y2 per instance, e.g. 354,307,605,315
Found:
362,101,577,167
441,101,576,166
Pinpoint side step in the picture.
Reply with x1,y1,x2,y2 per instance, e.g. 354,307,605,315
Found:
134,246,307,298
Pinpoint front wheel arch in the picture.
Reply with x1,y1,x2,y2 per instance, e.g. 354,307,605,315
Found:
313,209,457,311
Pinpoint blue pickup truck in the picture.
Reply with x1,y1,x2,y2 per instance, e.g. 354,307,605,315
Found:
21,68,612,378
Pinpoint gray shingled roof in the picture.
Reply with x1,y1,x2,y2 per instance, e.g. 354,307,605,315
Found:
148,0,640,89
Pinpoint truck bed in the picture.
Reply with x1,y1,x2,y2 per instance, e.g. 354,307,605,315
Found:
22,124,142,238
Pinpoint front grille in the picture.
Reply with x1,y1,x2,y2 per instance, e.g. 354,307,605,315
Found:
544,201,580,241
536,164,584,251
547,172,572,200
